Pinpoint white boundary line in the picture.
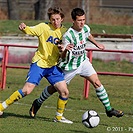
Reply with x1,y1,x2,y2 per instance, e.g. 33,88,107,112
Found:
13,101,132,118
0,101,132,117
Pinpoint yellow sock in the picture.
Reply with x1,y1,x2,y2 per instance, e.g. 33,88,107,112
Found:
0,103,5,112
0,90,24,111
56,96,68,120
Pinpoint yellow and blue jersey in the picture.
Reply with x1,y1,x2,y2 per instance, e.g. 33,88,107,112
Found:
23,22,67,68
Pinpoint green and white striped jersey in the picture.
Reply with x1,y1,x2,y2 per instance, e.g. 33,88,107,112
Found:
58,24,91,71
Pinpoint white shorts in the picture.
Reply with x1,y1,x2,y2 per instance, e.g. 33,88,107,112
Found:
63,58,96,84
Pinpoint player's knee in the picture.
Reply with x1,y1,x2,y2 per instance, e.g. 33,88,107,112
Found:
60,89,69,98
93,79,101,88
66,89,69,96
22,83,35,95
22,89,31,95
54,81,69,98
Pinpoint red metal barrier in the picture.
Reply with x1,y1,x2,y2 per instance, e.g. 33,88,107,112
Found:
83,48,133,99
0,44,37,89
0,48,3,87
0,44,133,97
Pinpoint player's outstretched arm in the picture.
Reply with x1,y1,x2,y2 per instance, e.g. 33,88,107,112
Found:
88,34,105,50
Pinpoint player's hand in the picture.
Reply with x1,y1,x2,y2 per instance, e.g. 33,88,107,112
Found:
65,44,74,51
19,23,26,30
58,44,64,52
60,44,74,59
97,44,105,50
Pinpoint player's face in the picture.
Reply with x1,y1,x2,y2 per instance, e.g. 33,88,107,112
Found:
50,14,63,29
73,15,85,31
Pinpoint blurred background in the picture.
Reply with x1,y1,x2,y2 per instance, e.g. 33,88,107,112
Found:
0,2,133,132
0,0,133,25
0,0,133,64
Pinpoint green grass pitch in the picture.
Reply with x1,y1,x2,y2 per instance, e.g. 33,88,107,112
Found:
0,60,133,133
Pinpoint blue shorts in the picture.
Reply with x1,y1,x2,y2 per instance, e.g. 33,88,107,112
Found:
26,63,65,86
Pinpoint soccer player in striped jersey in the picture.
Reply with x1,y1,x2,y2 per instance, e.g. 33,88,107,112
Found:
30,8,124,123
0,7,73,123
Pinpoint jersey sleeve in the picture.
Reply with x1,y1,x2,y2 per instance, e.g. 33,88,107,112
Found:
22,23,46,37
84,24,91,36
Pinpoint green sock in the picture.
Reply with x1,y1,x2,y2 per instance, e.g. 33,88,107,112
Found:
96,85,112,111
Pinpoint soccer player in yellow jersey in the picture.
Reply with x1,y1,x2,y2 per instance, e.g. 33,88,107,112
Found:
0,7,72,123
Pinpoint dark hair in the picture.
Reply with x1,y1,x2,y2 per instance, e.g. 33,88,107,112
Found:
71,8,85,20
47,7,65,19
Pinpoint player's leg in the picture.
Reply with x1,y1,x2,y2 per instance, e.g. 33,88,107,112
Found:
53,68,79,123
30,67,78,123
47,66,72,123
0,82,35,115
29,66,62,118
29,85,57,118
80,59,124,117
37,85,57,103
30,66,73,123
29,80,73,120
29,71,74,118
29,82,71,122
85,74,124,117
49,66,74,123
85,74,112,111
0,62,42,116
53,80,73,124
